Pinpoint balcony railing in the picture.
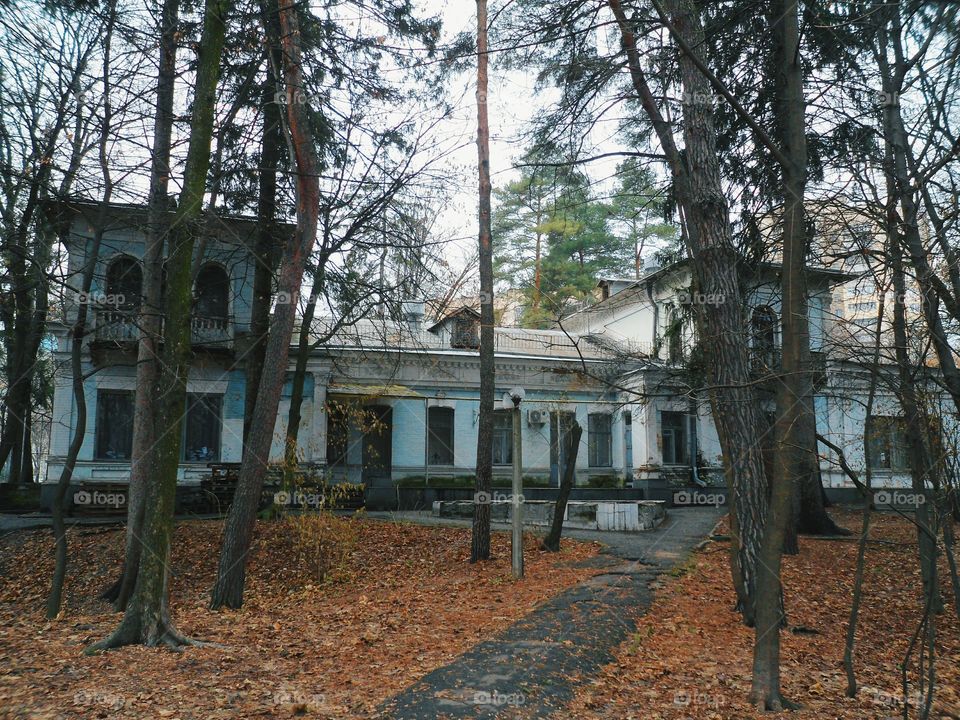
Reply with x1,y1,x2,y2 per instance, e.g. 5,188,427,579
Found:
93,309,232,348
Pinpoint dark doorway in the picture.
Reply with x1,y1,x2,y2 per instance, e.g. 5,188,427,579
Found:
549,411,576,486
362,405,393,483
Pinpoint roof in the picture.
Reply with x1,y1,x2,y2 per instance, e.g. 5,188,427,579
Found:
426,306,481,333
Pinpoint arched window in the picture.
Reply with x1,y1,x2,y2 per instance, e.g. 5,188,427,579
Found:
194,264,229,319
751,306,778,368
105,256,142,308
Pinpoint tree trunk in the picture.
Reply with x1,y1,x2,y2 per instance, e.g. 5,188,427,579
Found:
471,0,495,563
105,0,180,610
244,0,284,442
880,11,943,614
90,0,231,651
878,9,960,419
209,0,321,610
890,232,942,614
749,1,805,706
284,272,322,481
541,422,581,552
616,0,770,624
49,0,118,618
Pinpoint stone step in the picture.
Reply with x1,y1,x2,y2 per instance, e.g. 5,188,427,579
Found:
431,499,666,532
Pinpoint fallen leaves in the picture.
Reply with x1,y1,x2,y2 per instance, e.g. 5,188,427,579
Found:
0,516,600,719
558,510,959,720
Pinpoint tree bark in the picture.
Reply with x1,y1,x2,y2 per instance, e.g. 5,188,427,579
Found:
880,8,944,614
613,0,770,624
471,0,495,563
244,0,285,443
209,0,321,610
49,0,118,618
283,271,321,481
90,0,231,651
541,421,581,552
105,0,180,610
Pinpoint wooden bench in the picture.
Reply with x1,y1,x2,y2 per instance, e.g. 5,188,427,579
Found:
200,462,241,513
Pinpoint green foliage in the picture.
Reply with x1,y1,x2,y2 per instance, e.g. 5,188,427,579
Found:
585,474,622,488
493,158,644,327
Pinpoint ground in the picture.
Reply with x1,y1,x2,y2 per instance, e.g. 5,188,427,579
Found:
561,509,960,720
0,515,600,719
0,508,956,720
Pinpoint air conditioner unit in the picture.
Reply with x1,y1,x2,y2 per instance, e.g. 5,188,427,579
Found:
527,409,545,426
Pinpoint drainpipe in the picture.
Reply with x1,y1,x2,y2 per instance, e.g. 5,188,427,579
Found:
689,400,703,487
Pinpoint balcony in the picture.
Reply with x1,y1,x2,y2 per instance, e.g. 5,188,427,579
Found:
92,309,233,350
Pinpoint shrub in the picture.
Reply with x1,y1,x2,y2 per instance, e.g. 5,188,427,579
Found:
284,512,358,583
586,474,623,488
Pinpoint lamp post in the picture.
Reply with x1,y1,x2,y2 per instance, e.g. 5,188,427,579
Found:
509,387,525,578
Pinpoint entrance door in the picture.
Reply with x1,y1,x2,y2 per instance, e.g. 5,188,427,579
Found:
549,411,576,486
362,405,393,484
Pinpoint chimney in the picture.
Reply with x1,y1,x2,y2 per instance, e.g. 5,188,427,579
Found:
402,299,425,331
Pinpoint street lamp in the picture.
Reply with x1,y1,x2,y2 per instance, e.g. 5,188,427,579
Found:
508,386,524,579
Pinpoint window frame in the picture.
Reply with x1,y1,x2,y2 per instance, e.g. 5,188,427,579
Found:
587,413,613,467
427,406,455,466
94,389,135,461
866,415,908,471
492,409,513,466
181,393,223,463
661,410,689,466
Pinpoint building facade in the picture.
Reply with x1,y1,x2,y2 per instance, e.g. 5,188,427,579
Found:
43,202,958,502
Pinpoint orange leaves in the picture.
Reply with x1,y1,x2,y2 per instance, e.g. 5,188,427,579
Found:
0,517,601,718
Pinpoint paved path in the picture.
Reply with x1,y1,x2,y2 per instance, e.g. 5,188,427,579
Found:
374,507,723,719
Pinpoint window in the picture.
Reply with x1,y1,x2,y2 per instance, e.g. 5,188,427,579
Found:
588,413,613,467
866,415,908,470
326,404,349,466
492,409,513,465
182,394,222,462
751,306,778,368
661,411,689,465
105,257,142,308
95,390,135,460
427,407,454,465
194,264,230,319
665,307,683,362
450,311,480,349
